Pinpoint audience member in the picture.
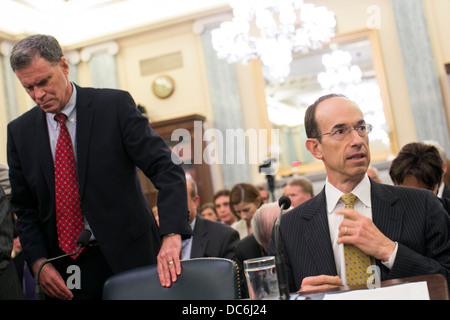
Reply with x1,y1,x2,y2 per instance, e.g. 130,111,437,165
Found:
7,34,191,299
199,202,219,221
0,186,24,299
389,141,449,214
285,176,313,207
269,93,450,292
423,140,450,198
234,202,290,299
213,189,247,239
1,161,34,299
445,159,450,187
0,164,10,200
182,176,239,260
230,183,262,237
257,185,269,204
367,165,382,183
281,183,288,196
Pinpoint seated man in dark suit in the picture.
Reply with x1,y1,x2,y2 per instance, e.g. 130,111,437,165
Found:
182,176,240,260
389,141,450,215
269,94,450,293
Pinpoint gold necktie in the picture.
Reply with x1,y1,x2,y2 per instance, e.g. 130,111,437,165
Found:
340,193,371,286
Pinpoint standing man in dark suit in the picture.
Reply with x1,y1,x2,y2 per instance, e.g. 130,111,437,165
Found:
269,94,450,293
7,34,192,299
183,176,239,260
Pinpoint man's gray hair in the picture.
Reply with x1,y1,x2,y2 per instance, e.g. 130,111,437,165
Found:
10,34,63,71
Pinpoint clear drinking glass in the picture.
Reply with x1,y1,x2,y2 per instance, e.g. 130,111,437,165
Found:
244,256,280,300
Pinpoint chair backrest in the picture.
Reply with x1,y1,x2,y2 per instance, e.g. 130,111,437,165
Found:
102,257,241,300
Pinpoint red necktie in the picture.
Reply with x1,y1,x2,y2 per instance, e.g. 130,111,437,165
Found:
54,113,84,258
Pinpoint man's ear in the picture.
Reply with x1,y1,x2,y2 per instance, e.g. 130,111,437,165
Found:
305,138,323,160
60,56,70,76
193,195,200,206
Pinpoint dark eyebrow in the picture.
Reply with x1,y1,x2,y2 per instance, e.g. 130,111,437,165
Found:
330,119,366,131
36,76,51,86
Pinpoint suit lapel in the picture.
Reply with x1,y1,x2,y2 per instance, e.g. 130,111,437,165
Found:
74,86,95,199
191,216,207,258
302,189,337,276
370,180,403,242
36,111,55,194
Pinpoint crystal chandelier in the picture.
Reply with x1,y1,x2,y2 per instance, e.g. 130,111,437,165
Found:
211,0,336,80
317,49,362,91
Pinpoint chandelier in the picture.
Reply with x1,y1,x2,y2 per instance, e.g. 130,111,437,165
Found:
317,49,362,92
211,0,336,80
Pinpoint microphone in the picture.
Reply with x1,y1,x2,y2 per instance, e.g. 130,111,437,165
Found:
35,229,92,300
274,196,291,300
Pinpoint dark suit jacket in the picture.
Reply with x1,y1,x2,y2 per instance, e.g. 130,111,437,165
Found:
190,215,239,260
0,186,24,299
7,85,192,274
439,197,450,216
235,234,266,267
269,179,450,292
442,184,450,199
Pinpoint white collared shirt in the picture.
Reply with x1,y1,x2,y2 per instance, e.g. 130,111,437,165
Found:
325,174,397,284
181,217,196,260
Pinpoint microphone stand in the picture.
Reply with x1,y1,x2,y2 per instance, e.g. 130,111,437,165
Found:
35,229,92,300
274,202,290,300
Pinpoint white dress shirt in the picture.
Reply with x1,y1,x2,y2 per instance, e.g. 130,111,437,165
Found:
181,217,195,260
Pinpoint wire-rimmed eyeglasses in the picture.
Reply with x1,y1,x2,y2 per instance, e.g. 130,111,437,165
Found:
314,123,373,141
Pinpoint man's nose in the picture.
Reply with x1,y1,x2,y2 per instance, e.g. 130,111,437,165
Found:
34,87,45,100
348,128,364,144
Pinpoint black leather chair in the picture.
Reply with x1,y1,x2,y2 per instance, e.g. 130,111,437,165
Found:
102,257,241,300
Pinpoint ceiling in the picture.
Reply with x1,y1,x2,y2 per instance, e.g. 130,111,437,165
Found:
0,0,230,47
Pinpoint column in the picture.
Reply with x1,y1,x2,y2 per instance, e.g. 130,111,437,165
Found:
80,41,119,89
197,23,252,189
0,40,18,122
391,0,450,154
64,50,80,84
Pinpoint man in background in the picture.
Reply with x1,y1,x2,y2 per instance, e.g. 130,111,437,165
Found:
285,176,313,208
183,176,239,260
367,165,382,183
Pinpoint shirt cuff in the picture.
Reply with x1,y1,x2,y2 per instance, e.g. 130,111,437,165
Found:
381,241,398,269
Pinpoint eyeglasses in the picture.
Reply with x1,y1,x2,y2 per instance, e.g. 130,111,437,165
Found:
314,124,373,141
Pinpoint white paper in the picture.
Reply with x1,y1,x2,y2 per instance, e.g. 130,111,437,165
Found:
322,281,430,300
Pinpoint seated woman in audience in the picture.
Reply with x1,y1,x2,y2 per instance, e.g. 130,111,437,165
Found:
229,183,262,238
199,202,219,221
